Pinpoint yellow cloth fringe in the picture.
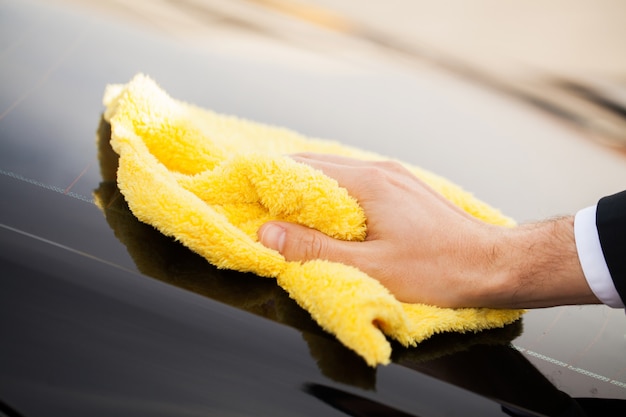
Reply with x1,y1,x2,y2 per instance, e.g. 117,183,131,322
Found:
102,74,524,366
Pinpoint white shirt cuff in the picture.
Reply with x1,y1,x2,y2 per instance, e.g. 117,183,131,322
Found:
574,205,625,308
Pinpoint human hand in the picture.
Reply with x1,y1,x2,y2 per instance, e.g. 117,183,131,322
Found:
257,154,599,308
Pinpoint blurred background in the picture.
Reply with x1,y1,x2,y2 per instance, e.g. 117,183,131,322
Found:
48,0,626,223
51,0,626,77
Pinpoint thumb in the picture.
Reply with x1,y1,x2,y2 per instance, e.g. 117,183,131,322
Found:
258,221,349,263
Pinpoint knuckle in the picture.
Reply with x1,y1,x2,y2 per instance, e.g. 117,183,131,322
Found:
361,161,408,182
359,164,395,187
281,228,328,261
304,233,327,260
374,160,409,175
361,165,388,182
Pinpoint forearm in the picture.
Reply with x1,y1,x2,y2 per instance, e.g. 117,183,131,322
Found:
487,216,601,309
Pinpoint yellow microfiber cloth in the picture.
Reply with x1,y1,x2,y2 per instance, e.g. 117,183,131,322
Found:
102,74,524,367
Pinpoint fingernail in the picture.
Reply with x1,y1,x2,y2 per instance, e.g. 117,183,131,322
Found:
260,223,286,253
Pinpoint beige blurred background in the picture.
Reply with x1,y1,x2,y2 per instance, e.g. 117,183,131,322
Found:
302,0,626,77
52,0,626,75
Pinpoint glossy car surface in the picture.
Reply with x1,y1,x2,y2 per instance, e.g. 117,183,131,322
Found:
1,1,625,416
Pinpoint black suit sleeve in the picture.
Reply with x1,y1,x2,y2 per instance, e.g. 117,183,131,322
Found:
596,190,626,305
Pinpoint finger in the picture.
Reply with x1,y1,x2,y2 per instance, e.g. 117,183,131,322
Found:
293,153,416,183
258,221,362,264
290,156,371,200
292,152,376,167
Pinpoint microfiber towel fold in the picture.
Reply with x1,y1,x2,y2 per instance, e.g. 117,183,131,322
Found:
102,74,524,366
